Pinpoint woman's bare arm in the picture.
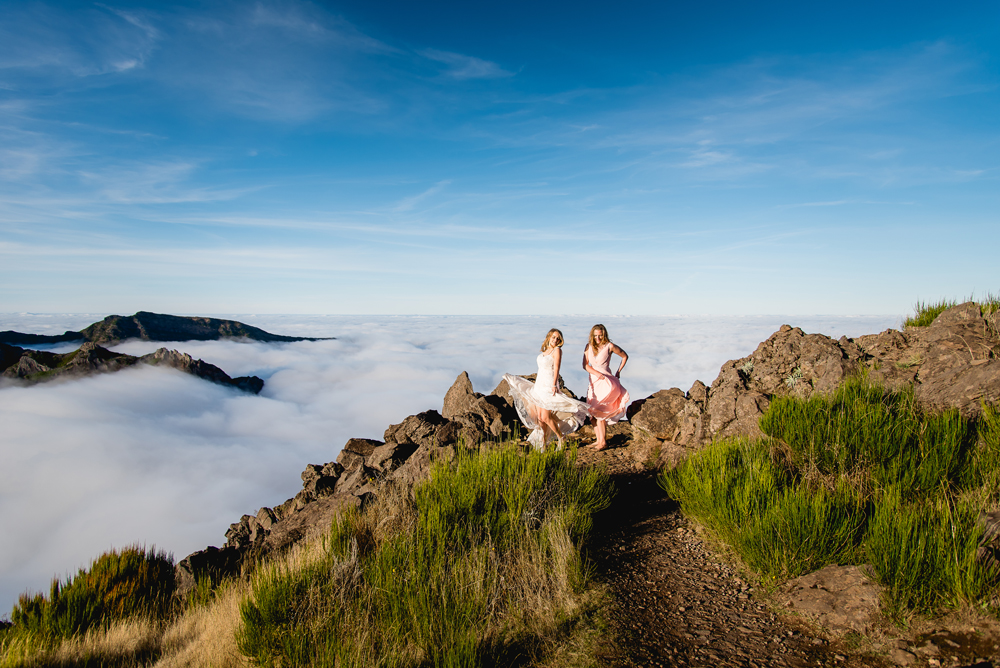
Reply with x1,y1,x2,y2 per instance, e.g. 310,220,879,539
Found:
610,343,628,377
551,347,562,394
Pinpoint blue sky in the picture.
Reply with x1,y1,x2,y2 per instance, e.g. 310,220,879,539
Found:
1,0,997,316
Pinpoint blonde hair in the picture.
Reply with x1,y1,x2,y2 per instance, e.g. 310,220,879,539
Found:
541,328,564,352
587,324,611,352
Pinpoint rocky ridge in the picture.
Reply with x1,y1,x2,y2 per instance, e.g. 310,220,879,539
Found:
0,310,331,346
0,341,264,393
177,303,1000,666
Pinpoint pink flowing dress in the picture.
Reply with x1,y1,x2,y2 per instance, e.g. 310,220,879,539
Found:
585,344,630,422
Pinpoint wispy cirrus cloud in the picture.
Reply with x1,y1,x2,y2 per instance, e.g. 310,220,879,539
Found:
419,49,513,80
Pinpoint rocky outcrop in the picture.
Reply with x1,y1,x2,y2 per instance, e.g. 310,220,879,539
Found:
177,371,528,592
781,564,881,633
628,303,1000,467
858,302,1000,417
177,305,1000,598
1,341,264,393
0,311,331,346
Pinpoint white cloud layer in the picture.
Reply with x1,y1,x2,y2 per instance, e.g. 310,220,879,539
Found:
0,313,899,615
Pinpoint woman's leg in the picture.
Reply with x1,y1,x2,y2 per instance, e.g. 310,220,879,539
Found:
537,407,563,449
593,418,607,450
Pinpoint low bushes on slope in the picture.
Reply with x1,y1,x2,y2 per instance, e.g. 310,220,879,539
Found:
237,441,612,668
659,375,1000,617
0,546,174,666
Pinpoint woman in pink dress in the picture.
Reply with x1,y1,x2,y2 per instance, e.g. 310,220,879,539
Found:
582,324,629,451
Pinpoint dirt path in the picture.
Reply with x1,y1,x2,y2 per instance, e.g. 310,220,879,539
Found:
574,441,886,668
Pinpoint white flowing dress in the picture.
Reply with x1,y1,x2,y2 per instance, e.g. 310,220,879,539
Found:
503,352,590,449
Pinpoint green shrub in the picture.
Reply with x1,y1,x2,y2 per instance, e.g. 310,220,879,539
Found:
237,442,612,668
661,379,1000,617
904,298,958,328
10,545,174,640
865,489,994,616
659,438,864,580
759,375,976,499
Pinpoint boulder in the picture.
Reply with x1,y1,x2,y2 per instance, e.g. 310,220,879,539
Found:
781,564,881,633
367,442,419,474
336,437,384,470
628,388,689,442
175,545,244,598
384,410,462,448
300,462,342,499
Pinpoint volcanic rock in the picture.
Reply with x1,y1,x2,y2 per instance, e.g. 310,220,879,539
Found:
781,564,881,633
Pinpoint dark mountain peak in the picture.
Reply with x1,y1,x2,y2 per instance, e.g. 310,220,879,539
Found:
1,312,334,346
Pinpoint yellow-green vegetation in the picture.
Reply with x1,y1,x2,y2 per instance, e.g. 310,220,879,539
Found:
1,441,612,667
904,298,958,328
659,375,1000,619
238,442,612,667
904,293,1000,328
0,546,174,666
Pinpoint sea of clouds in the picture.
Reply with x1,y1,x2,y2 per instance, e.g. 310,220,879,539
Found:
0,313,901,615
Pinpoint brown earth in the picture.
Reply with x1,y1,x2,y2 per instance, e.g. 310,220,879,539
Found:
575,437,1000,668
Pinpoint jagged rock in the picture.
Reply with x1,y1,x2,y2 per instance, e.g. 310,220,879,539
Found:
175,546,244,598
390,442,458,488
490,377,514,406
704,326,862,440
264,495,363,553
224,515,255,550
443,371,482,418
256,507,278,531
384,410,462,448
688,380,708,406
338,464,381,497
628,388,689,442
367,442,419,473
781,564,881,633
300,462,342,499
444,371,518,440
337,438,383,470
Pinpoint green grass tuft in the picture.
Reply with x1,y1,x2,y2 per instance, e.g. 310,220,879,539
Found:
660,379,1000,617
904,298,958,328
237,441,612,667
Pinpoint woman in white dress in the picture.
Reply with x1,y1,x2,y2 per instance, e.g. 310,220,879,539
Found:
503,329,590,450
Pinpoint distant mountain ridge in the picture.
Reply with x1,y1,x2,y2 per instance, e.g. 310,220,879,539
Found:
0,341,264,393
0,311,332,346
